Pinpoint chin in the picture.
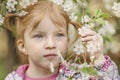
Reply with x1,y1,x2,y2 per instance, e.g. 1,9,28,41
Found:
51,60,61,68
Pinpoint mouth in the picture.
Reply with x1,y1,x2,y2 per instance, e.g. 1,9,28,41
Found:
43,53,57,58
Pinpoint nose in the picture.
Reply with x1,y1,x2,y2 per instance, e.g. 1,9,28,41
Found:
45,37,56,50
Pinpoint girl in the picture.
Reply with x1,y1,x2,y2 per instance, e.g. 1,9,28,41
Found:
5,0,119,80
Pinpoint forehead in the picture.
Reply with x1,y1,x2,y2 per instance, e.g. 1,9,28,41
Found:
38,15,67,28
28,15,67,33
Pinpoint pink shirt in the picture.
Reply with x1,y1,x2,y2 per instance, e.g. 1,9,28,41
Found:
24,73,58,80
5,64,58,80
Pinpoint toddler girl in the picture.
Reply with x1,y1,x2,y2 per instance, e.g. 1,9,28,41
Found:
5,0,120,80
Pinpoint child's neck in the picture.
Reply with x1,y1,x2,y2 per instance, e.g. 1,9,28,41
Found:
25,64,59,78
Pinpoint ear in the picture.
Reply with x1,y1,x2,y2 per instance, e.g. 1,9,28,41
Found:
17,39,26,54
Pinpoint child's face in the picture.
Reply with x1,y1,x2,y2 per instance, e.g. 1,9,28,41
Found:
23,15,68,70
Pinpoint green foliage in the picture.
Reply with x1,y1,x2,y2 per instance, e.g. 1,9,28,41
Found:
0,59,9,80
80,67,98,76
118,65,120,74
73,0,78,3
92,9,111,25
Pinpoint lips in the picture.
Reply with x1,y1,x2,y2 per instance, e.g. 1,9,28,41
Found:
43,53,57,57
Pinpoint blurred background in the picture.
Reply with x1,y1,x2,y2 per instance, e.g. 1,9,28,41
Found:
0,0,120,79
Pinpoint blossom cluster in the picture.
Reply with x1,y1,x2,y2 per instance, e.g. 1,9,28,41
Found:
73,14,102,56
0,0,38,26
6,0,38,12
50,0,78,21
57,57,113,80
6,0,18,12
112,2,120,17
74,28,102,55
0,14,4,26
81,15,95,29
0,0,78,26
98,21,116,36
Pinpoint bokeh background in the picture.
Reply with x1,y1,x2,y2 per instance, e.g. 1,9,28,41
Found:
0,0,120,79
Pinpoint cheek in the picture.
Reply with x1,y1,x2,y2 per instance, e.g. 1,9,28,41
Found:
24,41,40,54
63,41,68,50
58,40,68,57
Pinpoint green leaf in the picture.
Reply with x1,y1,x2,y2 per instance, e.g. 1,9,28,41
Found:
100,13,111,18
73,0,78,3
103,35,113,42
95,18,105,25
80,67,98,76
96,9,101,16
0,0,4,3
94,9,111,20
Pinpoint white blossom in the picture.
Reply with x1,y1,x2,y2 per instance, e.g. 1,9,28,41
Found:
50,0,78,21
78,27,91,36
86,41,96,54
19,0,31,8
81,73,90,80
50,62,54,73
73,43,86,55
98,21,116,36
112,2,120,11
86,36,101,54
112,2,120,17
18,10,28,16
81,15,95,29
62,0,74,12
94,57,106,67
59,69,64,74
90,55,95,62
31,0,38,5
84,23,95,29
14,73,23,80
6,0,18,12
50,0,63,5
113,10,120,17
19,0,38,8
103,77,111,80
81,15,91,24
69,13,78,21
0,14,4,25
63,4,72,12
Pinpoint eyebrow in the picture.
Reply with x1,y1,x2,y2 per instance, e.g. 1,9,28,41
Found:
38,28,64,32
30,26,66,34
34,30,46,34
29,30,44,36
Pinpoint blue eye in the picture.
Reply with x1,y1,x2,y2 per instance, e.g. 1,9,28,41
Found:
33,34,43,38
